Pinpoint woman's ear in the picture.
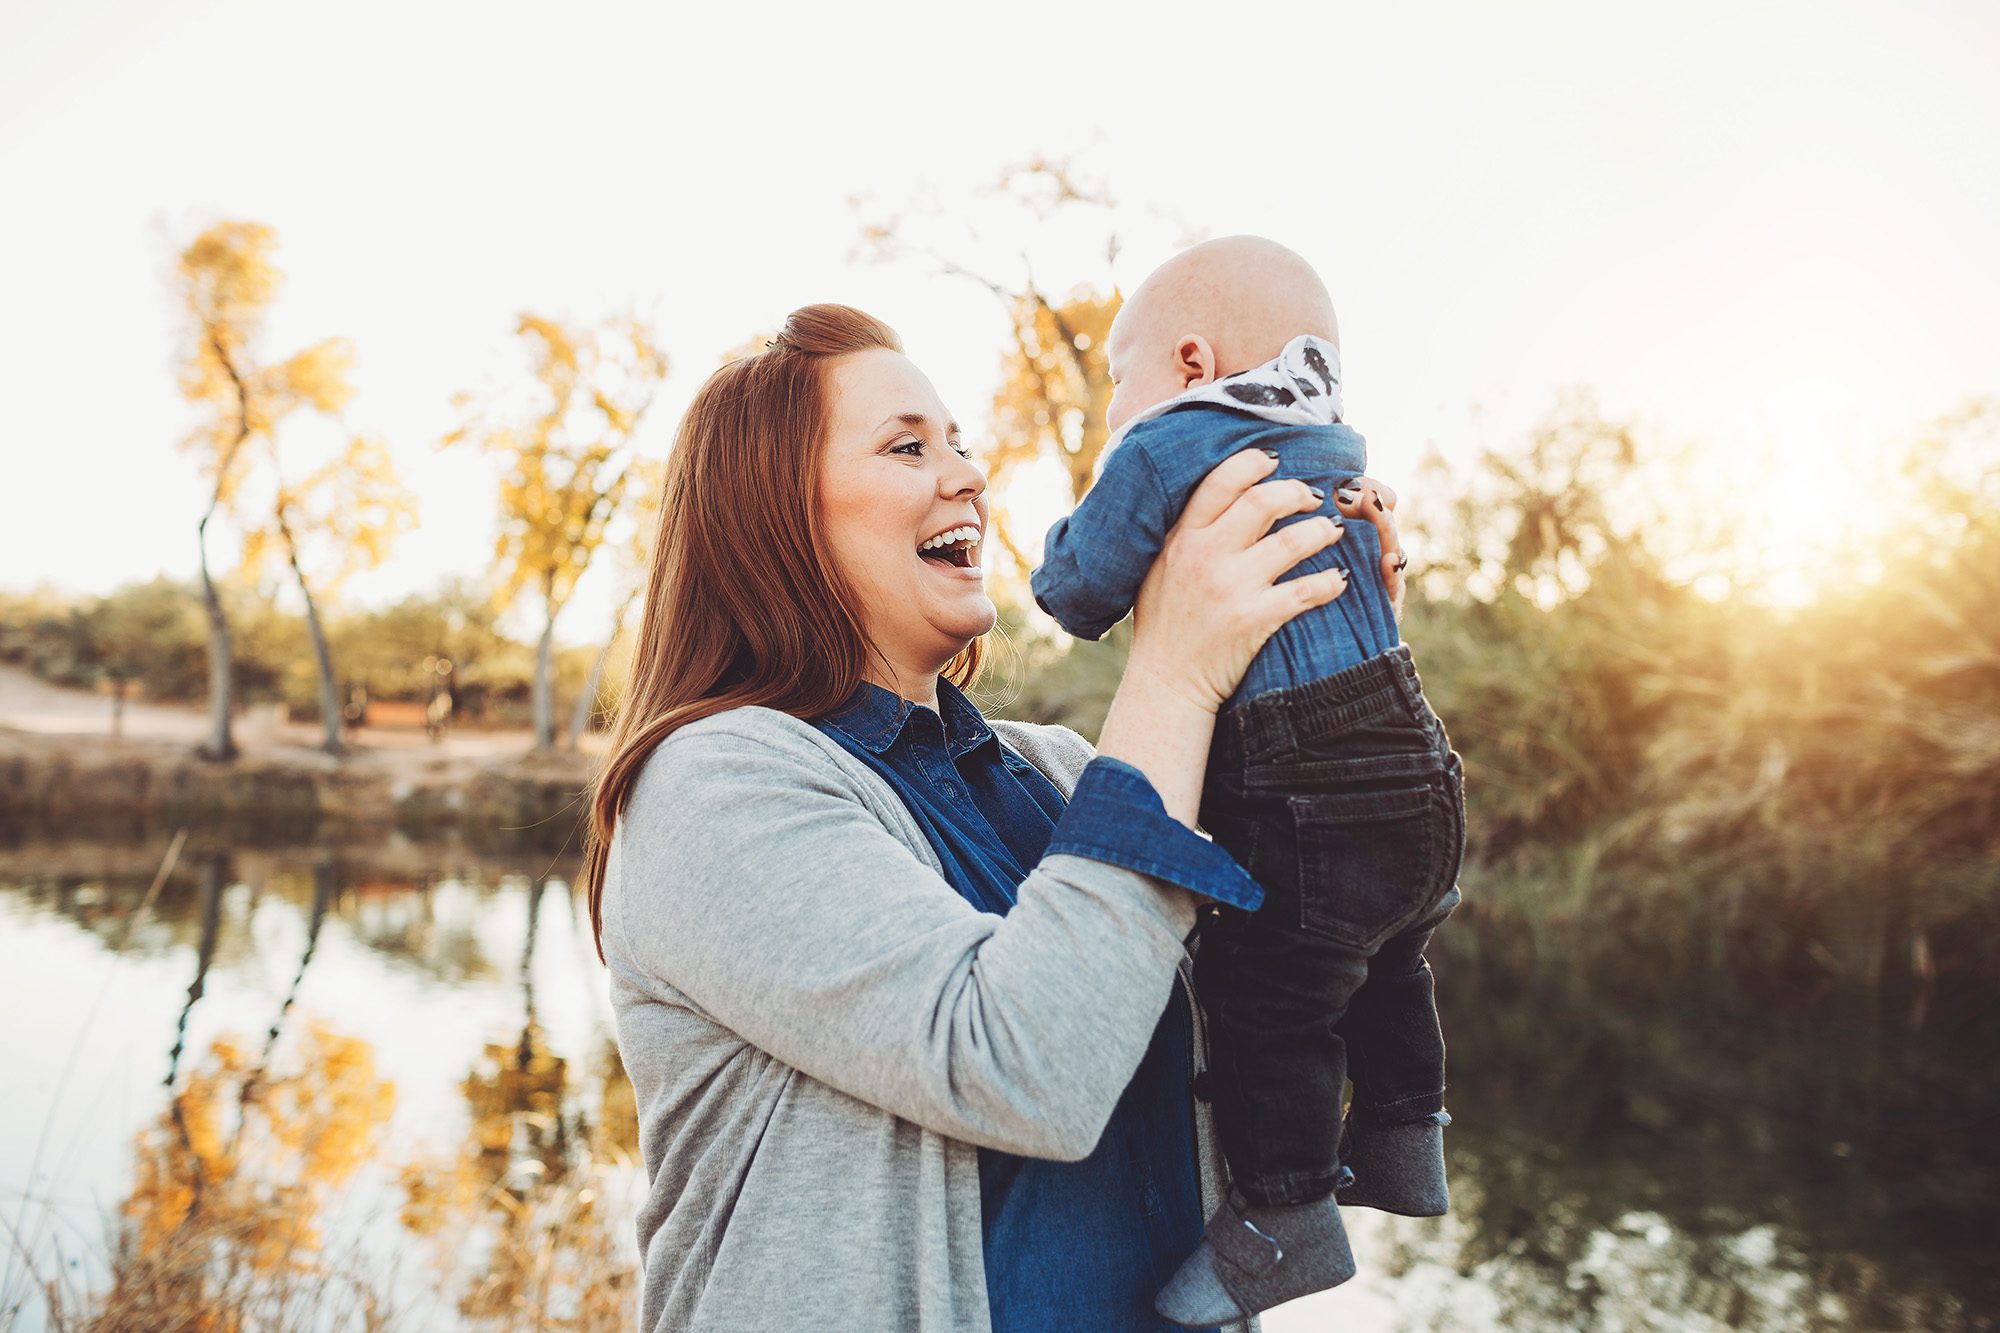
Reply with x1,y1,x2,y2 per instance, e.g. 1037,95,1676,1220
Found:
1173,334,1218,389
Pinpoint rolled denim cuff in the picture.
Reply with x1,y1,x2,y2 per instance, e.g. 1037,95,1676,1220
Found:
1045,755,1265,912
1028,567,1119,642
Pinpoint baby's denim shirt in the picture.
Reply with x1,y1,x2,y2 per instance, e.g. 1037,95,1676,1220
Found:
1032,342,1401,711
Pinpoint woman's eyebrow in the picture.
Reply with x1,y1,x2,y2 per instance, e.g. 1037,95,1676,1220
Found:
876,411,961,437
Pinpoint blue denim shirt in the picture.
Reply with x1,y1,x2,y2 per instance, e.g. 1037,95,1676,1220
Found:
813,675,1260,1332
1031,404,1402,712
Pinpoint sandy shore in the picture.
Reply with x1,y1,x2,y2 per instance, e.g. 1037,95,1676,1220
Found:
0,664,602,846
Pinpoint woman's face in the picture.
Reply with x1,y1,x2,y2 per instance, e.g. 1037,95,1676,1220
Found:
820,347,994,686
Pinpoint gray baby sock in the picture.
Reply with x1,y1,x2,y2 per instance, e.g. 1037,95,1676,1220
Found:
1335,1108,1452,1217
1153,1182,1357,1328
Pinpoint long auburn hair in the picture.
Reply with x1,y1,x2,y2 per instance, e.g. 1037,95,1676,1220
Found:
580,303,988,961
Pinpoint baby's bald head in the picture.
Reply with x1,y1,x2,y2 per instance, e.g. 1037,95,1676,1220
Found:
1104,235,1340,435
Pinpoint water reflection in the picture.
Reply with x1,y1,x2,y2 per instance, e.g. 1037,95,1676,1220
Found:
110,1018,398,1326
1,838,1992,1331
1274,917,1999,1332
1,835,640,1330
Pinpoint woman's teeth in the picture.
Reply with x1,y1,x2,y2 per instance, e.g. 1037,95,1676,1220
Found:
918,525,981,570
919,525,980,552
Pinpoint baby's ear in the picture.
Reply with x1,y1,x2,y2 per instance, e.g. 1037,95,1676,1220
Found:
1174,333,1218,387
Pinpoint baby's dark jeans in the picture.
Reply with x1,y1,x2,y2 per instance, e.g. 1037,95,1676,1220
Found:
1192,643,1467,1207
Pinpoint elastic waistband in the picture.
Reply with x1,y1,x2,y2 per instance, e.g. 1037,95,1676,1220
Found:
1213,644,1428,766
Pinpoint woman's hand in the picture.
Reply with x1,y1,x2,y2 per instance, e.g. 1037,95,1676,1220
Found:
1126,448,1351,717
1333,474,1405,618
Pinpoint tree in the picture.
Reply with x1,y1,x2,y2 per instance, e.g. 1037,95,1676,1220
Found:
174,221,277,761
565,455,665,750
174,220,413,758
85,578,207,737
854,156,1183,596
985,288,1121,573
444,312,669,749
236,427,418,754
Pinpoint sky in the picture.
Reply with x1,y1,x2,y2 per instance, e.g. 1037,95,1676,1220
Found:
2,0,1996,642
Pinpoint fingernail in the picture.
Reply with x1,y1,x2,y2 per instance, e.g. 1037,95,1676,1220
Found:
1394,554,1409,571
1336,488,1361,505
1259,448,1281,458
1308,485,1326,500
1373,496,1386,512
1337,476,1362,489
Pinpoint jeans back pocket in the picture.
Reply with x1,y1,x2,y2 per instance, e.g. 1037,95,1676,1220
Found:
1289,779,1451,952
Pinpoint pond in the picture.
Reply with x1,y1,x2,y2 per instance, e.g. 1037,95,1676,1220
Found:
2,836,1992,1330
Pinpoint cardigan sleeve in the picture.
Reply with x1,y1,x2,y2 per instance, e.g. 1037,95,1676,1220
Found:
600,719,1204,1163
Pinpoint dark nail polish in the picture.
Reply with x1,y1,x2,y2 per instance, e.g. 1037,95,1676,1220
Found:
1373,496,1386,511
1309,485,1325,500
1394,554,1409,571
1337,476,1362,489
1259,448,1281,458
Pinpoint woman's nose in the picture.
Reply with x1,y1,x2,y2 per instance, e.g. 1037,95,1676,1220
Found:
941,454,984,499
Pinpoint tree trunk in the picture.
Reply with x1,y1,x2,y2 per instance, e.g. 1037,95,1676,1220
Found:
565,589,635,752
196,512,238,762
271,482,344,756
534,603,557,751
566,642,611,752
195,328,253,764
294,561,345,756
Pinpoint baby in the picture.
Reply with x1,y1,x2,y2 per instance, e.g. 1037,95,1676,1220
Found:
1031,236,1469,1327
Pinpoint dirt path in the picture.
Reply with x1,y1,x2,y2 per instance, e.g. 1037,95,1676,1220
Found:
0,663,605,787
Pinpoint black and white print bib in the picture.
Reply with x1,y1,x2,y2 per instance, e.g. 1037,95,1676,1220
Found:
1107,333,1344,454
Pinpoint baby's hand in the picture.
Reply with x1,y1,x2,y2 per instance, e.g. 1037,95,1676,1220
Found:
1333,476,1405,618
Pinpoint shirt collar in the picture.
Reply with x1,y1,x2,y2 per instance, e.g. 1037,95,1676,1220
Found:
822,675,996,760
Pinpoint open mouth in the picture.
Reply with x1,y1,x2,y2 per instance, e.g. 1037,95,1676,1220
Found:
919,543,976,569
917,525,980,571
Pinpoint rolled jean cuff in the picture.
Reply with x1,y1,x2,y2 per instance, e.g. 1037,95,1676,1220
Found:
1353,1091,1449,1124
1233,1164,1347,1207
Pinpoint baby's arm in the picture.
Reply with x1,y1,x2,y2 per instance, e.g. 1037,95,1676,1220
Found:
1030,441,1176,641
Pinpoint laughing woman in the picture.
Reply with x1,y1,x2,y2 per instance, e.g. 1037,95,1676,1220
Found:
582,304,1404,1333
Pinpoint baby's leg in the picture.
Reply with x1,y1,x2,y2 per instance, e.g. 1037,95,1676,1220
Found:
1336,756,1467,1216
1160,797,1372,1327
1195,799,1375,1208
1339,880,1458,1127
1334,882,1459,1216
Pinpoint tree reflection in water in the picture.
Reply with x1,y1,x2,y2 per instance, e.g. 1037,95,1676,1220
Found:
4,840,1990,1330
399,875,640,1327
13,846,640,1330
100,1020,398,1328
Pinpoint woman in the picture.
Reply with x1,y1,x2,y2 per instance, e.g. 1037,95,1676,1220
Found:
582,304,1405,1332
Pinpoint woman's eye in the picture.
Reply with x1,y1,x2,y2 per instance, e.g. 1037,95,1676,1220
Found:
896,437,972,459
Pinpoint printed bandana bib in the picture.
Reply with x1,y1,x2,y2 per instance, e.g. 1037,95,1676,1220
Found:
1106,333,1343,455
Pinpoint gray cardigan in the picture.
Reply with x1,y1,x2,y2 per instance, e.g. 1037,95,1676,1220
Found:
600,701,1260,1333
